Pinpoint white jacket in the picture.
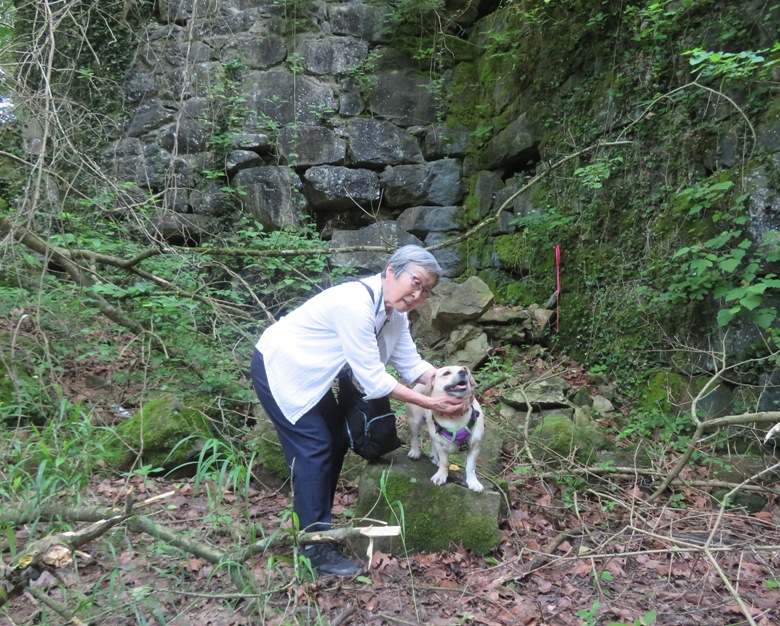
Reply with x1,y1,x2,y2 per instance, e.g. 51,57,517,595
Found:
256,273,432,424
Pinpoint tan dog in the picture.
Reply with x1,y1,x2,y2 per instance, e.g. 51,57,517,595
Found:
406,365,485,493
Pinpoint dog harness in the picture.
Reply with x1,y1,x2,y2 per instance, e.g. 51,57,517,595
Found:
433,407,479,451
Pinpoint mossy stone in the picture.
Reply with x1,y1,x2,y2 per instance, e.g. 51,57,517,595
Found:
710,489,767,515
529,415,610,464
641,371,689,415
243,418,291,488
104,396,213,471
354,450,502,555
0,332,49,421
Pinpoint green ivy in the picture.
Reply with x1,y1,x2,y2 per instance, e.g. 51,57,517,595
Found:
655,180,780,330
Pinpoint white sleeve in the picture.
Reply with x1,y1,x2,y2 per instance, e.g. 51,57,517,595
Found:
387,317,433,384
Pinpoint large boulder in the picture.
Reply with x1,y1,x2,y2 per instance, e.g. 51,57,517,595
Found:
222,33,288,69
159,118,210,154
329,221,423,271
412,276,495,346
502,376,571,411
302,165,380,210
482,112,542,171
433,276,495,324
366,71,440,127
424,231,465,277
423,125,471,160
297,35,369,75
103,396,213,471
639,371,734,420
242,69,337,127
126,100,174,137
397,205,461,235
327,2,390,42
346,118,423,166
353,446,503,555
277,126,346,167
159,0,219,22
104,139,198,191
233,165,304,230
529,415,611,464
479,305,543,345
442,324,491,370
380,159,463,207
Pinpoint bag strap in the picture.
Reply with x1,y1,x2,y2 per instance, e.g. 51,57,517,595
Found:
357,280,374,303
358,280,383,318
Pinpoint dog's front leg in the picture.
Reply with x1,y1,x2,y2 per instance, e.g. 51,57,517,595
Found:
406,406,424,460
464,442,484,492
424,414,440,467
430,442,449,486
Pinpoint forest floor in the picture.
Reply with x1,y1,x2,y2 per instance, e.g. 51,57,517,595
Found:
5,438,780,625
4,352,780,625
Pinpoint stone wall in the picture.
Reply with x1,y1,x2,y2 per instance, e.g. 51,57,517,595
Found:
103,0,494,276
97,0,780,375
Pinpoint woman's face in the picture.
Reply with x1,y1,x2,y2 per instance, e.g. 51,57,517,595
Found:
383,263,437,313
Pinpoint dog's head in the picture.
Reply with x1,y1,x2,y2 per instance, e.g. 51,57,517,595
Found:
425,365,476,401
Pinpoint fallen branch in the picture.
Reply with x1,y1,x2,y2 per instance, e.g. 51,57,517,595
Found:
648,345,780,503
0,491,173,608
1,499,399,602
489,525,584,588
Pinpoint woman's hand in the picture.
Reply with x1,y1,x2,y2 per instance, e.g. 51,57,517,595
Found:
389,381,469,417
428,395,468,417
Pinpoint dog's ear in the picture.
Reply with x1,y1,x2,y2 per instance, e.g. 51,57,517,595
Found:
466,367,476,389
466,367,477,403
422,372,436,396
423,372,436,396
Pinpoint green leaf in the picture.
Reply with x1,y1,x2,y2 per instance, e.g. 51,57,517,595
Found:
689,258,713,273
717,258,741,272
709,181,735,192
754,310,776,329
746,283,770,294
740,294,762,310
724,287,747,302
717,308,737,326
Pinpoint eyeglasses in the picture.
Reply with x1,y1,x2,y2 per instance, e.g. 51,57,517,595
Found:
400,267,434,298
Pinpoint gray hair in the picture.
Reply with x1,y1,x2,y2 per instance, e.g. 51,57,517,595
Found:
382,245,443,280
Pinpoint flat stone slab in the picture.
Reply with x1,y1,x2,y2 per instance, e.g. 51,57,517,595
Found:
352,446,503,555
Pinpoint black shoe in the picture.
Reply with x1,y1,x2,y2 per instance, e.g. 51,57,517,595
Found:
304,544,362,577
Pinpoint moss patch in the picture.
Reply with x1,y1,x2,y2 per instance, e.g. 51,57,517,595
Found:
0,332,49,420
530,415,611,464
355,452,501,554
245,419,290,479
104,396,213,471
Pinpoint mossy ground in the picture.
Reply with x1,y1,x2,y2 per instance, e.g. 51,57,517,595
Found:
354,451,501,555
105,396,214,470
530,415,611,464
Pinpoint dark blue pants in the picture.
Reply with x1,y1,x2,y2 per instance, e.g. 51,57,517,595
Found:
250,349,348,533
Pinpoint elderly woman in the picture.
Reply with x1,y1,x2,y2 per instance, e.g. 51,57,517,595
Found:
250,245,467,576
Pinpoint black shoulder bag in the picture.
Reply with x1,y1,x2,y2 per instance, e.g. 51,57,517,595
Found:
339,282,403,460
